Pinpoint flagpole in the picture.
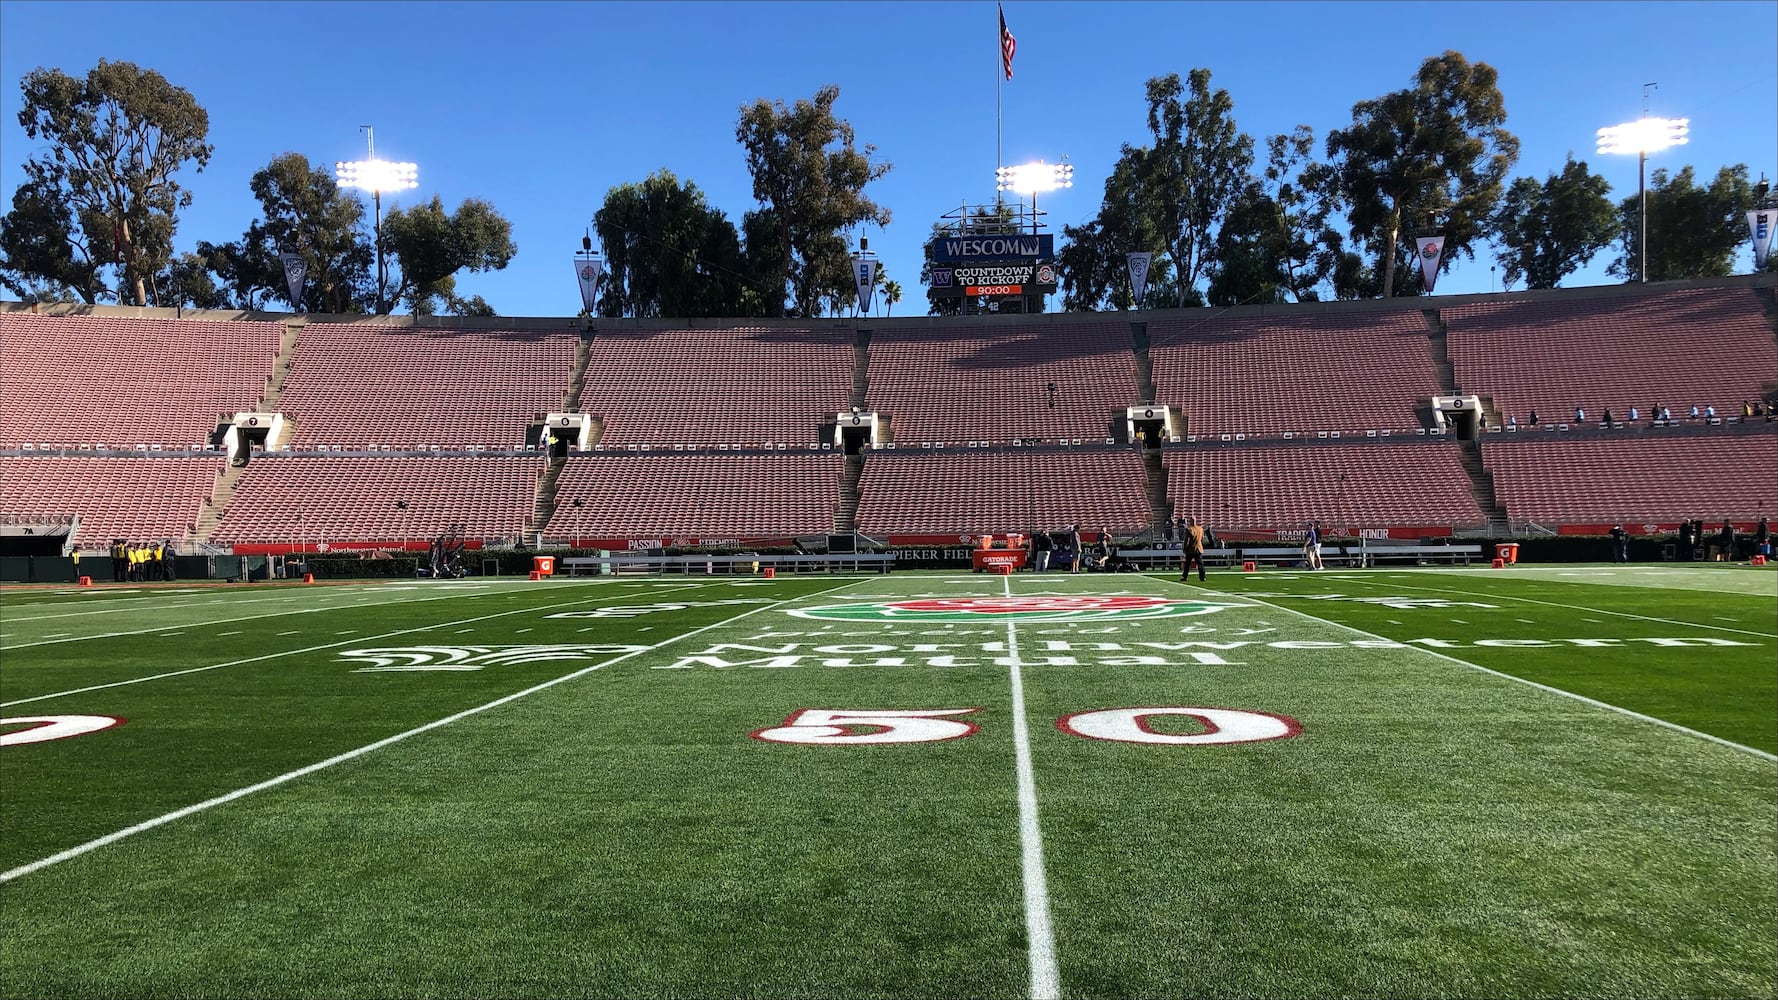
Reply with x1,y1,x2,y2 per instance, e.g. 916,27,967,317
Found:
996,6,1003,205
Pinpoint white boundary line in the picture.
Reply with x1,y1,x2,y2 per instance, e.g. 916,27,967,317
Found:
1179,580,1777,763
1336,574,1777,639
1002,572,1061,1000
2,582,733,708
0,579,862,883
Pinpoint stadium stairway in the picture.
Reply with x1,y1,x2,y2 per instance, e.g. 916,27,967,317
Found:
189,461,249,549
1461,438,1511,534
1131,321,1157,405
532,458,565,541
565,331,591,411
1423,308,1505,430
837,452,863,532
1422,308,1458,392
851,328,871,410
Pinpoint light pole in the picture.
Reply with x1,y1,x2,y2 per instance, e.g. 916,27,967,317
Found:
336,127,419,314
1597,98,1688,284
996,160,1073,235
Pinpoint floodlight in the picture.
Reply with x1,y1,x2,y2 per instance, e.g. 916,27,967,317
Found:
1595,115,1691,283
1595,117,1689,156
995,161,1074,194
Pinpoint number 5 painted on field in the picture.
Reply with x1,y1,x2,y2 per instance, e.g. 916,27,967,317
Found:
752,708,981,745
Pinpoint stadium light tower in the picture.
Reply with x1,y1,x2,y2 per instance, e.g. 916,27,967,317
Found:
336,127,419,313
996,160,1073,234
1597,95,1688,284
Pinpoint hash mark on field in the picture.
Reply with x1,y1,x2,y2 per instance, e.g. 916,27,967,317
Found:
578,627,595,632
1387,620,1403,625
44,632,72,638
1713,616,1738,622
159,632,184,637
456,628,474,634
1451,619,1468,624
1584,618,1602,623
277,630,300,636
1517,618,1536,624
218,630,243,636
638,626,654,632
515,628,533,634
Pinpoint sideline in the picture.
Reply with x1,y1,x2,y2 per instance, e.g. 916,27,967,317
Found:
1001,571,1060,1000
1178,580,1777,763
1321,573,1777,640
0,579,860,884
2,581,721,707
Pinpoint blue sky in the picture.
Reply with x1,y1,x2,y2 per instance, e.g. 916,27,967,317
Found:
2,0,1773,316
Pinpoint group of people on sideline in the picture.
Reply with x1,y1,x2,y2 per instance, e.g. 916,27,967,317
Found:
107,539,176,582
1510,401,1775,429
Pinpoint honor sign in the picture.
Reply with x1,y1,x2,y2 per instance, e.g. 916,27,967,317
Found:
931,262,1059,298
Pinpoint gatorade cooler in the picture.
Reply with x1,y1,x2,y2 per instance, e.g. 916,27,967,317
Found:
533,555,555,577
1495,543,1519,565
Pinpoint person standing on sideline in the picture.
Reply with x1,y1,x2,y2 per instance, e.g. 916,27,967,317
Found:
1754,516,1770,558
1303,521,1324,570
1032,529,1053,573
71,547,82,582
1610,523,1629,563
1179,516,1207,583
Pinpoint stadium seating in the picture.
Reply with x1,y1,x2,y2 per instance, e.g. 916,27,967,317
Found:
0,312,280,447
1482,431,1778,523
581,326,853,447
1441,287,1777,424
277,322,575,447
0,455,221,545
1147,309,1441,437
552,452,842,538
1165,440,1485,529
856,448,1150,535
212,456,544,544
866,321,1137,445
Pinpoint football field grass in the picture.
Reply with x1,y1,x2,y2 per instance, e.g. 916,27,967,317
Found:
2,565,1774,998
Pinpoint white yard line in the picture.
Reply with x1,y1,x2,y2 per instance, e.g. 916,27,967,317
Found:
1,584,733,708
0,580,857,884
1002,572,1061,1000
2,587,513,651
1185,582,1777,763
1341,576,1777,639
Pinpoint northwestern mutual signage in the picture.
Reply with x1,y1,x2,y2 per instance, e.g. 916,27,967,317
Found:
930,234,1053,262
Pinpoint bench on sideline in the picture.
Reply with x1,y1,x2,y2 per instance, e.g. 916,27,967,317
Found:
560,553,893,576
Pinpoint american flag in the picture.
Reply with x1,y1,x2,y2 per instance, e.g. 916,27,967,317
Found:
999,4,1016,81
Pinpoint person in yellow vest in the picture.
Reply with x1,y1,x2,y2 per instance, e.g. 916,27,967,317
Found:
71,547,82,582
111,539,126,582
125,544,138,582
152,542,166,582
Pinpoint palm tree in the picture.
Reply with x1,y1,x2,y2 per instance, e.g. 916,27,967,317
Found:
882,278,902,317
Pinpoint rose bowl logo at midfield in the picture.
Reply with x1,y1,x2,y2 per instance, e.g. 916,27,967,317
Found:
790,595,1252,623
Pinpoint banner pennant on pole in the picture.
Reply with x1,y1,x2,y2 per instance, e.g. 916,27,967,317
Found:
1749,210,1774,270
1414,235,1446,293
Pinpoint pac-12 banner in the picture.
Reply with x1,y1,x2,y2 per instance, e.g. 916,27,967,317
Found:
1126,252,1153,306
1750,210,1775,269
1414,235,1446,293
279,252,308,310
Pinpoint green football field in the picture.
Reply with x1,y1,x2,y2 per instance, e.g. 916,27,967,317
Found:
2,565,1774,999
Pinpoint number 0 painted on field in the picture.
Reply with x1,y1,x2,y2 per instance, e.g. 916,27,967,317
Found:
0,715,127,747
1058,707,1301,745
752,708,981,745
